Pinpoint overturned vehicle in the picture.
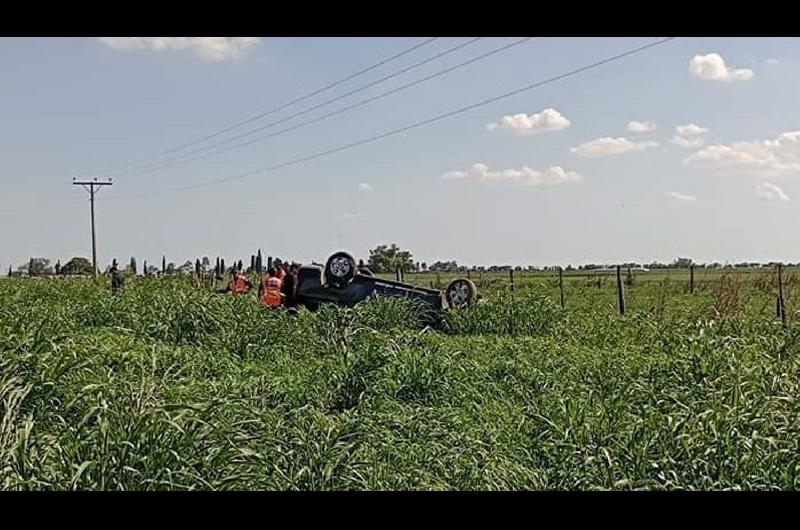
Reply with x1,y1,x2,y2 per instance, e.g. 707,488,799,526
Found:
296,251,479,316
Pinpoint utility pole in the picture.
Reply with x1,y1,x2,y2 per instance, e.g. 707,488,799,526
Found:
72,177,113,277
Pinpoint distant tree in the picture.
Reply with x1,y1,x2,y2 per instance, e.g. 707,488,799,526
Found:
215,257,220,276
368,244,414,273
237,260,243,272
201,257,210,271
175,261,193,275
162,256,166,274
26,257,53,277
250,255,255,272
256,250,263,274
143,260,148,276
61,257,93,276
55,260,61,275
421,262,427,271
429,260,459,272
129,257,137,275
673,257,693,269
195,259,201,277
221,258,227,275
7,265,12,277
166,262,176,275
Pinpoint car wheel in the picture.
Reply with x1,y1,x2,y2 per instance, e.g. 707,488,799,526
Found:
325,252,356,288
445,278,477,308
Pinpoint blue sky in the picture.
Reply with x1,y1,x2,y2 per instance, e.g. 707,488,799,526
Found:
1,37,799,270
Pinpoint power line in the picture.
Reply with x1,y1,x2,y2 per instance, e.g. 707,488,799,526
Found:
127,37,532,176
111,38,677,201
123,37,483,176
97,37,440,174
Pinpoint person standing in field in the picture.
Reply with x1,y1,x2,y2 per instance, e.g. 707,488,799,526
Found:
227,269,252,294
275,260,286,281
110,264,125,294
281,263,300,310
260,267,283,308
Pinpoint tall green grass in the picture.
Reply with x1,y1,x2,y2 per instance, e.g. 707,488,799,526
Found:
1,275,799,490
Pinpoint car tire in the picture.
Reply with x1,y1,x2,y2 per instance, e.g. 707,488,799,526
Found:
445,278,478,309
325,252,356,288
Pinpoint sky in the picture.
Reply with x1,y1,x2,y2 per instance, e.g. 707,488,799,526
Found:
1,36,799,270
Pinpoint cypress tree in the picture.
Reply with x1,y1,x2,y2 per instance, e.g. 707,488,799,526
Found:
162,256,166,274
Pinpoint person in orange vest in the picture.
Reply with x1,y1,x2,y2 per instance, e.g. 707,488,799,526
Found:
227,269,252,295
260,267,283,308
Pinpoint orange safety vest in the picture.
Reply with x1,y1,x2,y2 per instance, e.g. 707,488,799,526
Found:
261,276,283,307
230,275,250,294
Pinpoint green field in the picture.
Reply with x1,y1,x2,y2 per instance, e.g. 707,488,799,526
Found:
2,269,799,490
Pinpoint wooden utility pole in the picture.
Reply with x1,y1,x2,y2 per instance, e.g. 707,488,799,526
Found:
72,177,113,277
689,264,695,294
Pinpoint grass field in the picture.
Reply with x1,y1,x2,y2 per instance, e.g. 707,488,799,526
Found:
2,269,800,490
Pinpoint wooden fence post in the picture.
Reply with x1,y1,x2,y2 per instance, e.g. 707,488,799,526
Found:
616,265,625,316
509,268,515,291
689,264,695,294
558,266,565,309
778,263,786,327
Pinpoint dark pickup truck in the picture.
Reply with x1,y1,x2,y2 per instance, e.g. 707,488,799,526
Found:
295,251,478,316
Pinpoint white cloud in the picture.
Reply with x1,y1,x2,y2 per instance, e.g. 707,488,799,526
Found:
689,53,754,82
671,123,709,148
570,137,658,157
685,130,800,177
627,121,656,133
98,37,261,61
487,108,571,134
341,212,366,220
442,163,583,186
666,191,697,203
358,183,373,191
756,183,789,202
676,124,709,138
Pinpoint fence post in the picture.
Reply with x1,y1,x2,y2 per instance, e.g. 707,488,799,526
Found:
558,266,565,309
616,265,625,316
509,268,515,292
690,264,695,294
778,263,786,327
